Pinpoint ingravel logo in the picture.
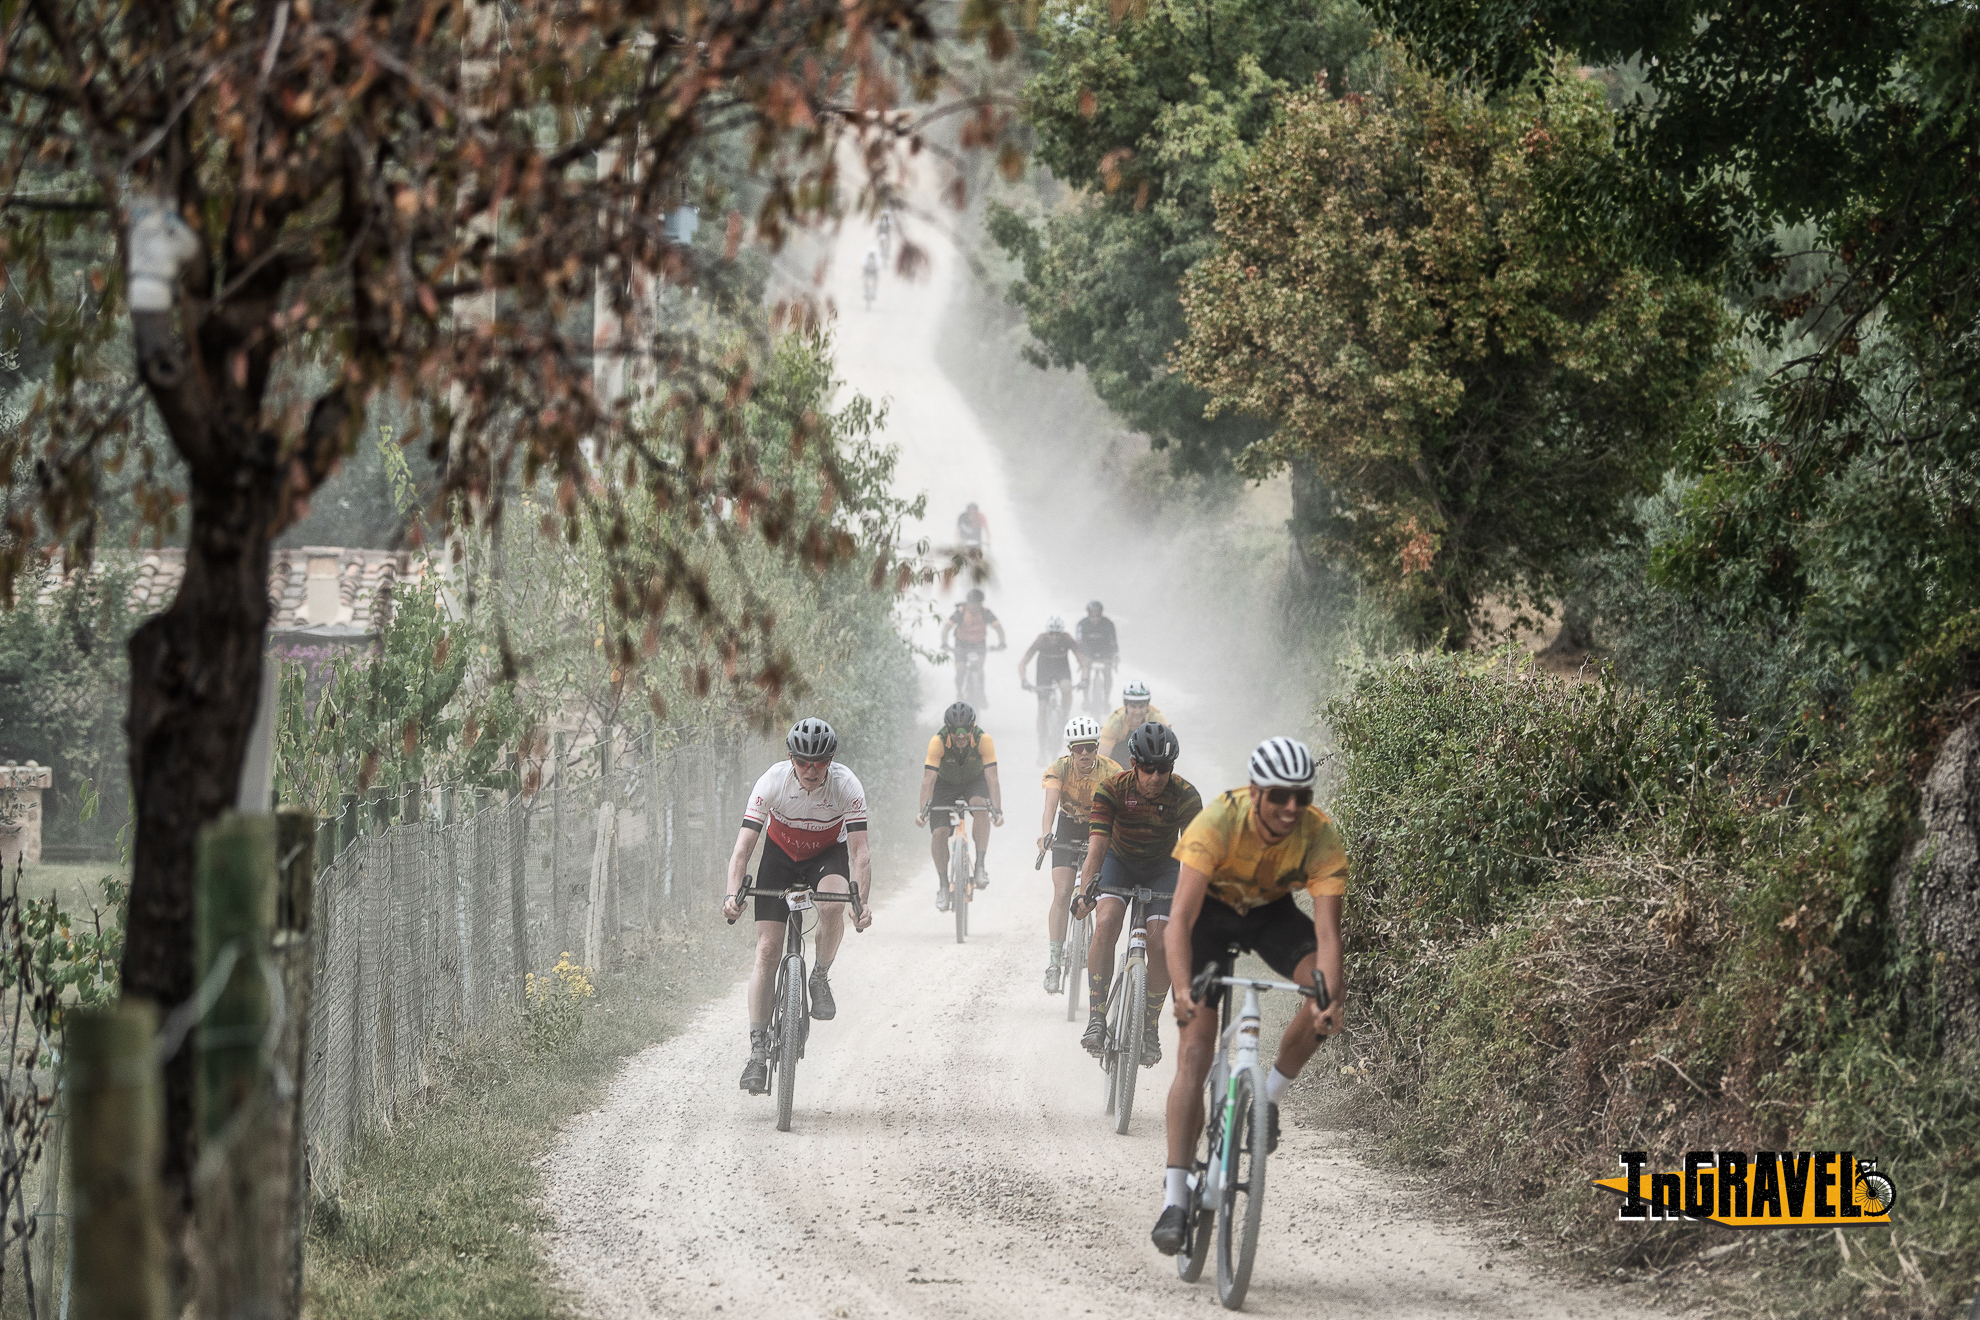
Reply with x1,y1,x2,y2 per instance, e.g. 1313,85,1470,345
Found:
1592,1152,1896,1227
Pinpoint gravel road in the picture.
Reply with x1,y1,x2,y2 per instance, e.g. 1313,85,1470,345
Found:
542,166,1688,1320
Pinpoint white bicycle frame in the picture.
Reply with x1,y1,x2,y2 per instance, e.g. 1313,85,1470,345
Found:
1191,977,1295,1206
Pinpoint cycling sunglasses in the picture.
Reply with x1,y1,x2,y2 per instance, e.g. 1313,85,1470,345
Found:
792,755,834,768
1134,760,1176,774
1263,787,1313,807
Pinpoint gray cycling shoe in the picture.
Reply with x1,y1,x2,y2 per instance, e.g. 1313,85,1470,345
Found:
973,861,990,890
1043,962,1063,994
1151,1205,1190,1256
739,1030,770,1094
809,967,837,1020
1140,1015,1163,1067
936,882,951,912
1081,1014,1107,1056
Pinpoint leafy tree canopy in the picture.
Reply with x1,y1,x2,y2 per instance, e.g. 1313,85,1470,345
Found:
987,0,1375,470
1178,60,1730,647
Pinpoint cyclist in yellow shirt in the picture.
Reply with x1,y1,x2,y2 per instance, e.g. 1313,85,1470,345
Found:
1150,736,1346,1256
1097,679,1168,766
1036,715,1120,993
916,701,1005,907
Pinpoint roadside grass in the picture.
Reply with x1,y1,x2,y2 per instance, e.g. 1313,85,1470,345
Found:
303,920,751,1318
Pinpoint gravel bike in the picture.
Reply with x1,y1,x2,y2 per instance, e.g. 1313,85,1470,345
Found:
942,800,996,944
1026,676,1074,765
1034,819,1091,1017
727,874,865,1132
951,643,997,710
1082,656,1116,720
1175,958,1329,1309
1086,881,1159,1135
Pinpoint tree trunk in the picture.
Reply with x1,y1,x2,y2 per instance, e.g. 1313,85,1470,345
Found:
121,471,281,1263
1892,712,1980,1054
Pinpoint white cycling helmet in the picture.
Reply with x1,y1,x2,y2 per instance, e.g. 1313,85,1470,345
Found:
1249,736,1316,789
1064,715,1102,745
1122,680,1151,702
1046,615,1065,632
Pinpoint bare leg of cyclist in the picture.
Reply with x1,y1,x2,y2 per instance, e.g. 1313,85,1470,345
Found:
968,794,992,880
813,871,850,968
1048,866,1075,942
748,920,784,1024
1087,896,1127,1025
1164,1004,1221,1165
1267,950,1327,1081
928,823,951,897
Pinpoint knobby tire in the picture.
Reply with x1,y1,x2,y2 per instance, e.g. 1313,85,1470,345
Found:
1065,916,1089,1022
1102,970,1126,1115
1114,958,1147,1135
951,836,970,944
775,954,805,1132
1215,1066,1268,1308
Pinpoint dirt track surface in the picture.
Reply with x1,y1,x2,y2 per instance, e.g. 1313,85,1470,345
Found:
542,169,1687,1319
542,878,1680,1319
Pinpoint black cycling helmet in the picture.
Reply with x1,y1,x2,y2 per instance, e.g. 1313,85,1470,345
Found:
967,588,985,603
944,701,976,728
785,717,838,761
1126,721,1179,771
1087,599,1104,613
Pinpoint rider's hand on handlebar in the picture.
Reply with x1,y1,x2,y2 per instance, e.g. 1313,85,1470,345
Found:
916,802,930,828
1172,983,1199,1026
990,807,1004,826
854,905,873,933
722,893,744,923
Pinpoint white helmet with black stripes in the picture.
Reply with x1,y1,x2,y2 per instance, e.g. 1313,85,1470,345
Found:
1248,736,1315,789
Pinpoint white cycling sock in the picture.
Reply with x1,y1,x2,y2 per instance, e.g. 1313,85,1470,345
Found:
1164,1167,1190,1209
1265,1066,1295,1103
1048,940,1063,963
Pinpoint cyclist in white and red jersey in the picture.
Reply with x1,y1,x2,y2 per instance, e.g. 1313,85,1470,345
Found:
722,718,874,1094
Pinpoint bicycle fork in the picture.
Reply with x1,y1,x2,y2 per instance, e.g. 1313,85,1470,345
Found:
1200,991,1263,1202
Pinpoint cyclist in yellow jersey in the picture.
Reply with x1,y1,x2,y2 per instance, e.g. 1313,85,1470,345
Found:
1037,715,1120,993
1097,679,1168,766
1151,736,1347,1256
916,700,1004,906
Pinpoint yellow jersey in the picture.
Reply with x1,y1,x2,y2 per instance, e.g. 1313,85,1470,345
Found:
1041,753,1122,824
1173,789,1348,913
1100,704,1169,748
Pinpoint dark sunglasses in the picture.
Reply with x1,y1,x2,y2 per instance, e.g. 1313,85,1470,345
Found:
793,756,833,769
1134,760,1175,774
1263,787,1313,807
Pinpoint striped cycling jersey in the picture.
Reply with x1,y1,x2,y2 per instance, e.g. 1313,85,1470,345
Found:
1089,769,1202,867
741,761,868,861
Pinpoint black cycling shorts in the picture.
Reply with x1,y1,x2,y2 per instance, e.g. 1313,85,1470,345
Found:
1049,813,1090,870
1188,895,1318,1001
1094,849,1180,920
752,839,851,923
929,777,990,829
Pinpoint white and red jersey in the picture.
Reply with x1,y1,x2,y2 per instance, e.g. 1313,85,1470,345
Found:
741,761,869,861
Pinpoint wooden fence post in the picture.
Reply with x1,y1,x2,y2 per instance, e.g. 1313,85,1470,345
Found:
274,807,316,1320
68,1000,166,1320
193,811,279,1320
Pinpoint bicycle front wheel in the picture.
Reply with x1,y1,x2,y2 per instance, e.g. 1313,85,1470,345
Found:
1215,1065,1269,1308
951,838,969,944
1114,958,1147,1135
1065,915,1089,1022
775,955,806,1132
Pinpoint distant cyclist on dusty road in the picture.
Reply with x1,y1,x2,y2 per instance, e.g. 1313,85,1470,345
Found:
1151,736,1346,1254
1097,680,1168,767
722,719,874,1094
1073,721,1200,1067
1018,615,1083,765
1037,715,1119,992
917,701,1005,906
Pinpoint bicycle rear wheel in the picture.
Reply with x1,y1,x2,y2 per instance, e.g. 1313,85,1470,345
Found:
1065,915,1089,1022
775,955,806,1131
1114,958,1147,1135
1215,1065,1269,1308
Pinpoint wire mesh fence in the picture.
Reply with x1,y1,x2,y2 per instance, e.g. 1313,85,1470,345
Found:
302,735,761,1183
